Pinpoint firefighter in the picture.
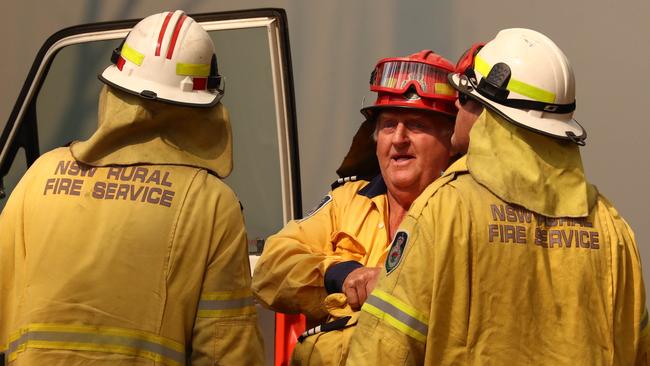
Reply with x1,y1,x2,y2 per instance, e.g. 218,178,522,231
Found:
0,11,264,365
252,50,457,365
347,28,648,365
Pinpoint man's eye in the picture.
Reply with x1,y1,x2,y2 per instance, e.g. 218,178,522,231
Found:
408,121,427,130
380,121,397,130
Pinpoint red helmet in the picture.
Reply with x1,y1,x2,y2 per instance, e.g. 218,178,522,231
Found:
361,50,457,118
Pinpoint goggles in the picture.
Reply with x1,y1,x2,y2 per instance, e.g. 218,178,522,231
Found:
454,43,575,114
369,58,455,99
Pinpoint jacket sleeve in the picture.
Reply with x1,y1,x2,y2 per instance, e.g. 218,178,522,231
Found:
347,185,468,365
190,180,264,366
0,161,39,354
608,204,649,366
0,181,22,354
252,191,347,321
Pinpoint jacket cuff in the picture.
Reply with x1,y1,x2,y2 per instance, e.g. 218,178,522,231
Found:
324,261,363,294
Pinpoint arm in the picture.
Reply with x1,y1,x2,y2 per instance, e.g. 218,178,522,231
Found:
0,185,21,355
608,204,649,366
252,191,348,321
190,182,264,366
0,162,38,354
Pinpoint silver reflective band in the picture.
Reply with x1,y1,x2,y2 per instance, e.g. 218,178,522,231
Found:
300,325,322,340
198,296,255,310
366,294,428,336
8,329,185,364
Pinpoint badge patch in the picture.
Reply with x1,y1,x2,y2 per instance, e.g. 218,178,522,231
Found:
299,194,332,222
386,230,409,274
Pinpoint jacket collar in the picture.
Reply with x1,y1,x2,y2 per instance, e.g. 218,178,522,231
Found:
467,110,597,217
70,86,233,178
358,175,387,198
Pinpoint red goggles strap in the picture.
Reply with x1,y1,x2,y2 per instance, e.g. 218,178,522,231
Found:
455,43,485,76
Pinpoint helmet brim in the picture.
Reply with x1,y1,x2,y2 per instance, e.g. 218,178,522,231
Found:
360,104,457,121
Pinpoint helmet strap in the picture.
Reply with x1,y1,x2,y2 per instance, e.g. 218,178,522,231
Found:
110,38,126,65
468,68,576,114
207,54,222,90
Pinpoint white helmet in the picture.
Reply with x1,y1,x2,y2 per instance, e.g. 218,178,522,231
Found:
449,28,586,144
99,10,223,107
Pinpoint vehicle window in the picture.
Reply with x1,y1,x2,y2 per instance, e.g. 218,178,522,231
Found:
2,148,27,200
37,41,112,151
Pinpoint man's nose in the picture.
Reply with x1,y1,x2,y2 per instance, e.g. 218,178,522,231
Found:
392,122,409,145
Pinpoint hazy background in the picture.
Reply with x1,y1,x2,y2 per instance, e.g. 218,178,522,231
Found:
2,0,649,291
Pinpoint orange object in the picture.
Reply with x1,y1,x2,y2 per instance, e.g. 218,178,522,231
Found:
274,313,306,366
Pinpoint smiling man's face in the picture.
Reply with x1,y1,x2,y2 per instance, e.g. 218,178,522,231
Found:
375,108,453,199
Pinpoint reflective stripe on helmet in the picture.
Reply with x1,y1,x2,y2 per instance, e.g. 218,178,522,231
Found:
475,55,556,104
155,11,174,57
197,289,256,318
4,323,185,365
176,63,211,77
121,43,144,66
434,83,455,97
166,14,188,60
361,289,428,342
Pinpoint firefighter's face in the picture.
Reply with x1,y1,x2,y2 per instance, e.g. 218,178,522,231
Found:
375,109,453,200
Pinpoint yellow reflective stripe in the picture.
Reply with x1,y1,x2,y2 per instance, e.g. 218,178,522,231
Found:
434,83,455,96
362,302,426,343
507,78,555,104
197,289,256,318
473,55,491,82
361,289,429,342
6,323,184,365
176,63,211,77
12,323,183,352
121,43,144,66
373,290,429,325
474,55,556,103
197,306,257,318
9,341,180,365
200,288,252,301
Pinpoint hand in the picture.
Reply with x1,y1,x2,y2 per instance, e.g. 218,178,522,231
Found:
342,267,381,310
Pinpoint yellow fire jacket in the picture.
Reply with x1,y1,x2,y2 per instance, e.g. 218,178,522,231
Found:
0,87,264,365
348,111,648,365
252,176,391,323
